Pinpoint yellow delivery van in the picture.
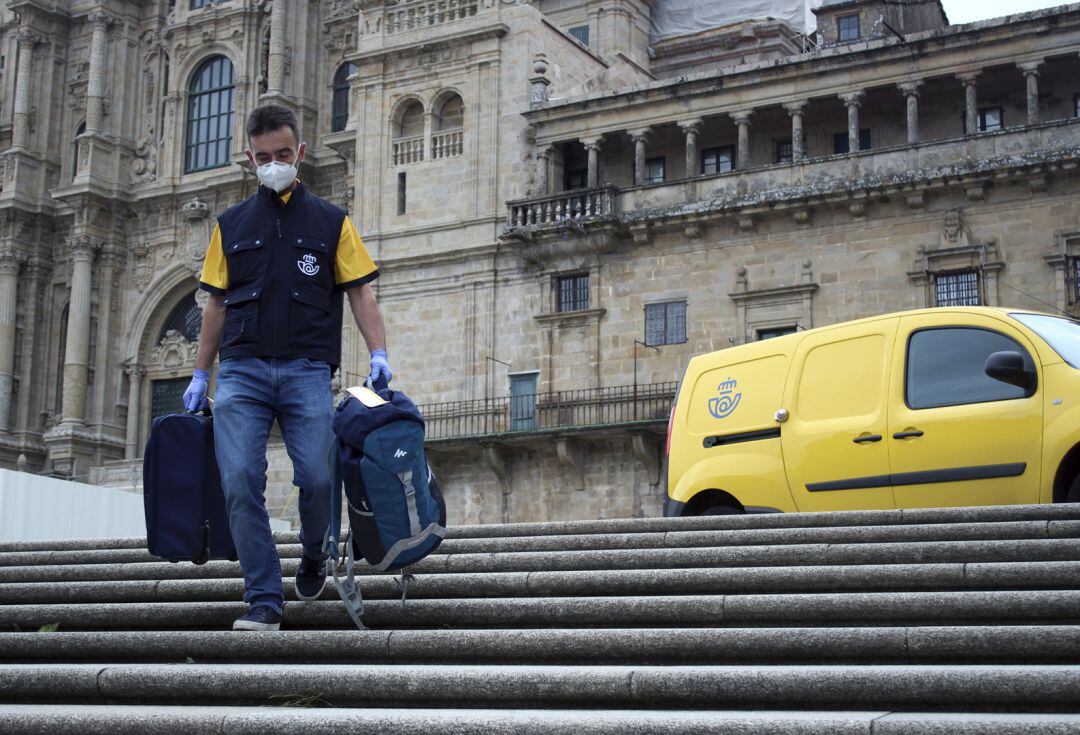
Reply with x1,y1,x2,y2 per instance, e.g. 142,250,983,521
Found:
664,307,1080,516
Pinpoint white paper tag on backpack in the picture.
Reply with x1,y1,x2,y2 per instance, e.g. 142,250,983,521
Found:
347,385,388,408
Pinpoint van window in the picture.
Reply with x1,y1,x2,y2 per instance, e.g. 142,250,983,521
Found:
1012,312,1080,368
798,335,886,421
906,328,1033,409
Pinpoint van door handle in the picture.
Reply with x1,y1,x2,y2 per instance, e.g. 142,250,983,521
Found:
853,434,883,444
893,430,925,439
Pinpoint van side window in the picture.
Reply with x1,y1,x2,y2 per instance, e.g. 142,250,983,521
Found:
906,328,1034,409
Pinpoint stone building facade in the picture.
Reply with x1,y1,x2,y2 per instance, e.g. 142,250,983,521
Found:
0,0,1078,527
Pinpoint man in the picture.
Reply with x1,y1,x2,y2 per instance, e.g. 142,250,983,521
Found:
184,104,391,632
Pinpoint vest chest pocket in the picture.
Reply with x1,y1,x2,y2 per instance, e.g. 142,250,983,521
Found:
225,238,266,286
292,236,331,287
222,287,261,349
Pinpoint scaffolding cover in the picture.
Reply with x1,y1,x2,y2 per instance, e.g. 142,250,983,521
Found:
651,0,818,41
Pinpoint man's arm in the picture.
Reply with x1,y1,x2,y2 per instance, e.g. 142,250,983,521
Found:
345,283,386,354
195,294,226,372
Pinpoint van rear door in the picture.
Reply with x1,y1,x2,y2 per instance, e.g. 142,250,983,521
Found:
887,312,1042,509
782,318,899,511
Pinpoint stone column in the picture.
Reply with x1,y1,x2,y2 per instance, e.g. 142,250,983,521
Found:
15,258,48,431
423,111,435,162
267,0,287,97
958,72,980,134
124,364,144,460
629,128,651,186
732,111,753,170
536,145,553,195
678,119,702,177
1018,61,1042,125
60,236,100,425
783,102,807,163
581,136,603,188
85,12,112,133
840,91,865,153
0,250,24,431
91,246,121,425
12,32,37,149
898,81,923,144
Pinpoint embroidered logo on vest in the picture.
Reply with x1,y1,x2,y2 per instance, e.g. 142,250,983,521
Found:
298,253,320,277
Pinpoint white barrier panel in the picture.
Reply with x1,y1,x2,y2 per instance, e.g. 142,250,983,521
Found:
0,469,288,542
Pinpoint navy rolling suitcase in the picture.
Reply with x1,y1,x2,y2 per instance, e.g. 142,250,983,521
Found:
143,411,236,564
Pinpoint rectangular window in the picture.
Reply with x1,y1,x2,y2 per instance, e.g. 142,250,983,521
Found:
397,172,406,215
837,14,860,42
644,156,665,185
557,274,589,313
565,169,586,191
935,269,982,307
568,25,590,47
775,138,793,164
1069,257,1080,305
978,106,1004,132
701,146,734,175
190,0,226,8
645,301,687,346
833,128,871,155
757,326,797,341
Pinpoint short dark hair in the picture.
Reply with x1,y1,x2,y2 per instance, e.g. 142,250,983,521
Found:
245,105,299,142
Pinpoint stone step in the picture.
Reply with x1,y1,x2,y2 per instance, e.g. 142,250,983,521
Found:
4,503,1080,554
5,519,1079,568
5,705,1080,735
3,663,1080,710
3,590,1079,631
3,561,1079,605
3,537,1078,584
3,626,1080,666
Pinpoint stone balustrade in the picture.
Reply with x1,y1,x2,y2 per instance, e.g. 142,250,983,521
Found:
508,186,619,230
384,0,480,35
432,129,464,160
392,135,425,166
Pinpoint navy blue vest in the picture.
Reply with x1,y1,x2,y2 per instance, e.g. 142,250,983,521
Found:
216,183,348,369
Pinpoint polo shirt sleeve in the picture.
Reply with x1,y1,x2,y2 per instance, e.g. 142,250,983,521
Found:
335,216,379,291
199,223,228,296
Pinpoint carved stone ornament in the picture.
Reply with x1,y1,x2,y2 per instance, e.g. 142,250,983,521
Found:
941,208,971,248
151,330,198,370
131,244,152,293
180,197,210,222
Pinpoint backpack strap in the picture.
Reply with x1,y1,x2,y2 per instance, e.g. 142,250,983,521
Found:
399,470,422,536
323,439,366,631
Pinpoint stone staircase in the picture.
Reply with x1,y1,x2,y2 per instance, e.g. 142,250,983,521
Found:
2,504,1080,733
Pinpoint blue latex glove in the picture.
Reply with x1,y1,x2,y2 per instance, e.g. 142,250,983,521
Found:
183,368,210,413
369,349,392,385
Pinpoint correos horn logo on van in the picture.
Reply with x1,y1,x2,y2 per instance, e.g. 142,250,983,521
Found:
708,378,742,419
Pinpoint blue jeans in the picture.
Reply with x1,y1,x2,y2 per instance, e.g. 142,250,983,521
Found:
213,357,335,613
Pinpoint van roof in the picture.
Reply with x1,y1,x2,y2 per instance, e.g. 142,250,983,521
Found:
690,306,1055,366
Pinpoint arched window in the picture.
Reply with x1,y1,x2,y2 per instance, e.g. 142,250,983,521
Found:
331,62,357,133
157,291,203,343
72,121,85,180
432,94,464,159
185,56,235,173
391,100,425,165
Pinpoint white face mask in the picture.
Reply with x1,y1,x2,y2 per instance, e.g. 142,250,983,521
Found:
255,160,297,193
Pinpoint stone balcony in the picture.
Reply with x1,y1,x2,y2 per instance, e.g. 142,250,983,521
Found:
506,118,1080,244
357,0,504,55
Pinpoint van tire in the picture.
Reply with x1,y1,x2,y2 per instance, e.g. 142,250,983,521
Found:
700,504,741,516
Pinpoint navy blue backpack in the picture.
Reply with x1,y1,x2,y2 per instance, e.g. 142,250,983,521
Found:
324,379,446,629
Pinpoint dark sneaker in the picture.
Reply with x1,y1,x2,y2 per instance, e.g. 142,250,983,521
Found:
295,554,328,601
232,605,282,632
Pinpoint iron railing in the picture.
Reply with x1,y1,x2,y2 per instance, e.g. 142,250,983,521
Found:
416,381,677,440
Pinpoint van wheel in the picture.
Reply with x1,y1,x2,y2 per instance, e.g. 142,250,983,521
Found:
1066,475,1080,503
700,504,741,516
